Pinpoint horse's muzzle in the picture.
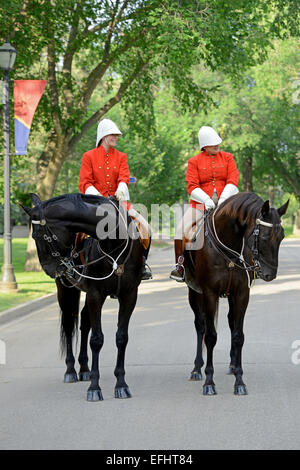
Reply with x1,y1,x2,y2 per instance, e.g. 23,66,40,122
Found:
42,262,58,279
259,270,277,282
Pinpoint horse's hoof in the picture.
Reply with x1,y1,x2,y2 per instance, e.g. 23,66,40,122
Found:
234,384,248,395
189,371,202,381
87,389,103,401
203,384,217,395
64,372,78,383
79,371,91,381
227,365,235,375
115,387,132,399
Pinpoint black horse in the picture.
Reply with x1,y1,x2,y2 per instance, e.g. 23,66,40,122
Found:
184,192,289,395
21,193,150,401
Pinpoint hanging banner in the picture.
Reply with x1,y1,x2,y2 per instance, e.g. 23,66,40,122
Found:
14,80,47,155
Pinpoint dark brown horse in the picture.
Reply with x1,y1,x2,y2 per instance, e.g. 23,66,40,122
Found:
184,192,289,395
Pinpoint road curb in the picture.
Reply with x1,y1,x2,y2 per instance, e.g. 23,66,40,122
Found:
0,293,57,326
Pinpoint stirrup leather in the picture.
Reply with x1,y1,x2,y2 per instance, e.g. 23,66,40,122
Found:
141,260,153,280
170,255,185,281
177,255,184,267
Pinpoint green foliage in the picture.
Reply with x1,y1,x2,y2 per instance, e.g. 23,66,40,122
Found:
213,39,300,202
2,2,296,153
1,1,299,211
0,238,55,311
53,37,300,217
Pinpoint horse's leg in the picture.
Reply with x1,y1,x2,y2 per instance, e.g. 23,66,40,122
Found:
78,300,91,381
231,290,249,395
86,292,105,402
227,295,236,375
56,281,80,383
188,288,205,381
203,294,218,395
114,288,138,398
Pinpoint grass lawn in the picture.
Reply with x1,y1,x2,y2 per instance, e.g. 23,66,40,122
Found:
0,238,56,312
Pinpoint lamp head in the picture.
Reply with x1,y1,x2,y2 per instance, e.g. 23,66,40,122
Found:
0,41,17,72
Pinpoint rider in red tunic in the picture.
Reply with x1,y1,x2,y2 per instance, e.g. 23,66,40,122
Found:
79,118,152,280
170,126,239,281
79,140,130,200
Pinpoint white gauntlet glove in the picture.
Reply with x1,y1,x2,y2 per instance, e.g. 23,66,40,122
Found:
115,182,130,201
204,198,216,210
190,188,216,210
218,184,239,206
85,186,102,196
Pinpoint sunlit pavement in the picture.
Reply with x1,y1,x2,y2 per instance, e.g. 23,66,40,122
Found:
0,240,300,450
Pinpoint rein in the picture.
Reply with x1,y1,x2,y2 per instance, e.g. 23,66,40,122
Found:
205,210,252,289
32,199,132,282
250,217,282,271
206,206,282,287
207,210,253,271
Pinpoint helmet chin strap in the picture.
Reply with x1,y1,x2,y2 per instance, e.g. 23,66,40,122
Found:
101,136,109,151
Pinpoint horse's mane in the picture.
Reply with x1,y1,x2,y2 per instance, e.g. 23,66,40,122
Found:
42,193,109,211
216,192,264,225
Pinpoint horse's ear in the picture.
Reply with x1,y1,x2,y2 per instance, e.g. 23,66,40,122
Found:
30,193,42,206
18,202,31,216
277,199,289,217
261,200,270,218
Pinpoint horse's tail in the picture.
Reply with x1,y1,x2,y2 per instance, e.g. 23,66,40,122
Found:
57,282,81,357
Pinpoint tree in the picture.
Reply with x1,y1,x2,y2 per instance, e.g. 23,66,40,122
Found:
1,0,299,268
217,39,300,200
3,0,297,199
198,38,300,232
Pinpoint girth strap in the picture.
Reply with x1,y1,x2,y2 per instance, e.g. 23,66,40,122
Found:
220,261,235,298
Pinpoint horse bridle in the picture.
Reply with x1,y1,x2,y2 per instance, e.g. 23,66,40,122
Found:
206,208,282,277
250,215,282,272
31,200,132,282
31,205,65,260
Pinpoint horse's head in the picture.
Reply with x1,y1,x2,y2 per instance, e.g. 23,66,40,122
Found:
20,193,77,278
20,193,132,280
247,198,289,282
215,192,289,283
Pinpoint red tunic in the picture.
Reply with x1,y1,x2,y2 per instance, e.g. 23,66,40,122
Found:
78,146,130,197
186,150,239,209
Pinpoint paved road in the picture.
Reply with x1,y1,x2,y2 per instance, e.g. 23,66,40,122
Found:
0,240,300,450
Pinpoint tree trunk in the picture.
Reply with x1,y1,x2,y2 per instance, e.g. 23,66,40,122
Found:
24,134,70,271
24,227,43,272
293,207,300,236
241,153,253,192
23,51,148,271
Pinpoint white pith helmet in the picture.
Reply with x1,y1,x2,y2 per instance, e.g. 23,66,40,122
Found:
96,118,122,147
198,126,222,150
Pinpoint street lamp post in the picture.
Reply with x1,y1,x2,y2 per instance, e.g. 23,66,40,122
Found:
0,41,18,292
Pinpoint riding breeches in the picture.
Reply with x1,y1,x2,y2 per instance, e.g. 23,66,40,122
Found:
128,207,152,249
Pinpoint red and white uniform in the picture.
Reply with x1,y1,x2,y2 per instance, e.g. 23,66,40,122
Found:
175,150,239,241
79,146,130,197
186,150,239,209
